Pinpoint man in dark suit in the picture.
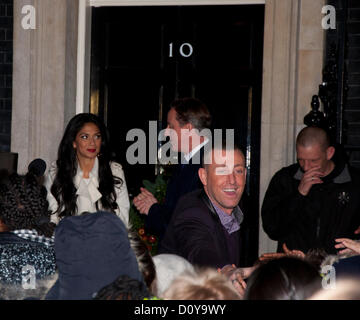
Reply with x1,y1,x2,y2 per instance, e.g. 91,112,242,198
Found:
133,98,212,241
159,143,247,269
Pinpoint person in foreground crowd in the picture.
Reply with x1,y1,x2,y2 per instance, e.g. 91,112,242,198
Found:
133,97,211,241
151,253,195,298
162,268,241,300
93,274,150,300
243,256,322,300
44,113,130,226
45,211,143,300
0,171,56,292
127,227,156,290
160,142,246,269
262,126,360,254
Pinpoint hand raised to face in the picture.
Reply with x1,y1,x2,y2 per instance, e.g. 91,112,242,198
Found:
297,166,325,196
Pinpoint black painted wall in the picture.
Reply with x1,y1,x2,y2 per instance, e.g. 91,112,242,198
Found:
322,0,360,168
344,0,360,167
0,0,12,152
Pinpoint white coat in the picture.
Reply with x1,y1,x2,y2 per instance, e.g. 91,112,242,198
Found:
44,157,130,227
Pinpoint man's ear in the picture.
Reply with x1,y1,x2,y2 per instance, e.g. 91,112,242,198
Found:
198,167,207,186
184,122,193,132
326,146,335,160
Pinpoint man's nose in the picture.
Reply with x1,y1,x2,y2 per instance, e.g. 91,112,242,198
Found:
303,160,311,171
226,171,236,184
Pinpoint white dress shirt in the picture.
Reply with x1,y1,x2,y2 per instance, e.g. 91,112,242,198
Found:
44,157,130,227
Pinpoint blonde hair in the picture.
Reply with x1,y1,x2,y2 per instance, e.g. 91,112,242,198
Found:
162,268,241,300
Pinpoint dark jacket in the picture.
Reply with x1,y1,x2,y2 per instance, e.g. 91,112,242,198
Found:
159,189,243,269
45,211,143,300
0,232,56,285
145,150,204,241
261,160,360,254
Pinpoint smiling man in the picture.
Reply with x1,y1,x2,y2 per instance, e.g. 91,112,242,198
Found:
159,143,246,269
261,126,360,254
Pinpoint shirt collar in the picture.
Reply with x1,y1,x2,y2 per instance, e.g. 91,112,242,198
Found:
12,229,54,247
75,157,99,187
210,199,243,234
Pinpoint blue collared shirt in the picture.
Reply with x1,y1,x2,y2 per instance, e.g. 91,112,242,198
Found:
210,200,243,234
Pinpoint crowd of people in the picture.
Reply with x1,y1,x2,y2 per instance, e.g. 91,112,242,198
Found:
1,97,360,300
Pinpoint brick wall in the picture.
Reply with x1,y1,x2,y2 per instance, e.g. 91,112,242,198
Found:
0,0,12,152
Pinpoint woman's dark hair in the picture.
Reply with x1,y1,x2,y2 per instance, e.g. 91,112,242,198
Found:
244,257,322,300
50,113,122,218
0,172,55,237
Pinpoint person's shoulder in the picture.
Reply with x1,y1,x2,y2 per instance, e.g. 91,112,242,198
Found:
345,164,360,186
0,237,54,255
0,232,25,244
177,189,203,205
174,190,210,219
272,163,298,179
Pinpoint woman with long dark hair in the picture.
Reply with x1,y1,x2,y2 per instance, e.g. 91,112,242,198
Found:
44,113,129,225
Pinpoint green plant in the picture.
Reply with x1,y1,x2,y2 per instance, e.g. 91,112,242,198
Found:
129,173,169,256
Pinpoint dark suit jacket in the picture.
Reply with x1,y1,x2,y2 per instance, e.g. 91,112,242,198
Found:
145,149,204,241
159,189,242,269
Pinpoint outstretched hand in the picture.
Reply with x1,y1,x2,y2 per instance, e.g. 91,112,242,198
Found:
258,243,306,262
133,187,158,215
218,264,255,298
335,238,360,256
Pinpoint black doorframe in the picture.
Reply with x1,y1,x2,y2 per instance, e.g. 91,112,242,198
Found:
90,5,264,266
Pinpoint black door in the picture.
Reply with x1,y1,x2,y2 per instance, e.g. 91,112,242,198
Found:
91,5,264,265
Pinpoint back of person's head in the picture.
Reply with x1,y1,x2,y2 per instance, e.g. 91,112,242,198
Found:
244,257,322,300
296,126,331,151
127,227,156,290
162,268,241,300
305,248,329,272
93,275,150,300
0,172,54,237
45,211,143,300
171,97,212,131
152,254,195,297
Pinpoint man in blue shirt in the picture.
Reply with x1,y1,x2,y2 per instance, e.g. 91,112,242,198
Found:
159,143,246,269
